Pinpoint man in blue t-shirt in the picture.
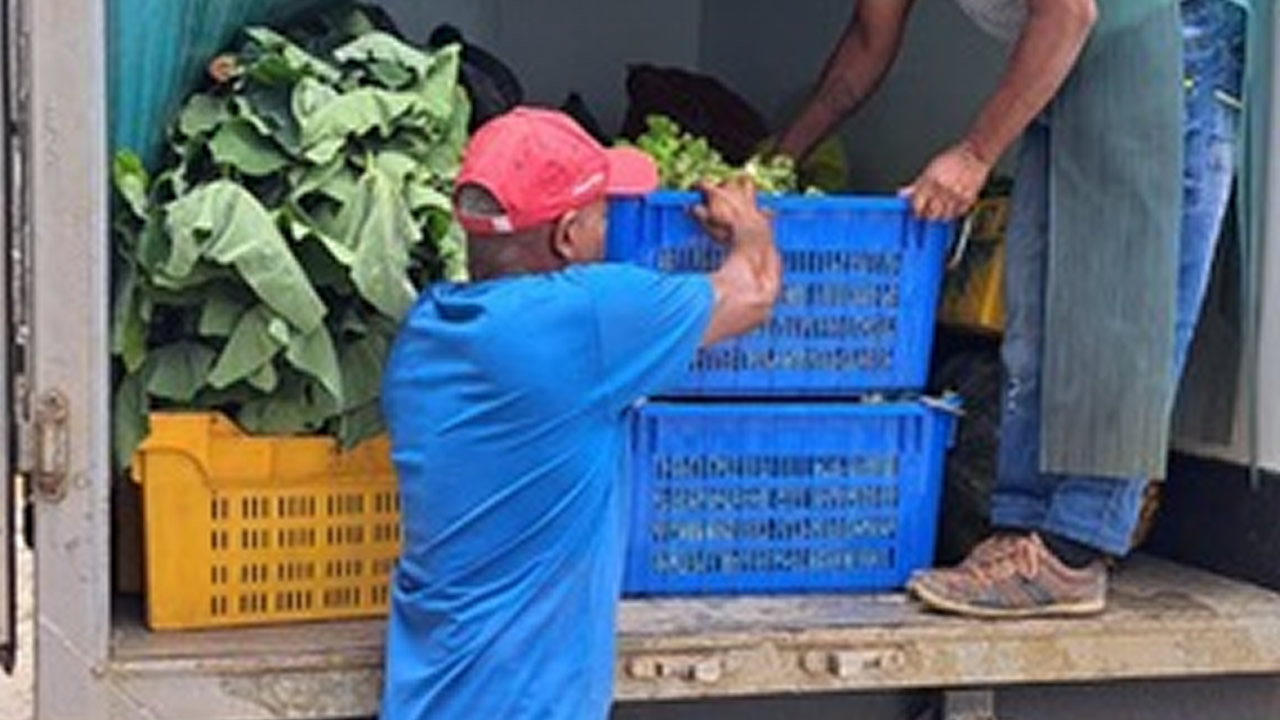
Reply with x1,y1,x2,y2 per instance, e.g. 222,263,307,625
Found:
378,107,781,720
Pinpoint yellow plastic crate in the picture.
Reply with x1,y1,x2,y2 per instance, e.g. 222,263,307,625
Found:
940,196,1007,335
130,412,400,631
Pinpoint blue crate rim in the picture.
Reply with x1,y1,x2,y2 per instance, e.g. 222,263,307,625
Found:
620,190,943,216
634,396,962,418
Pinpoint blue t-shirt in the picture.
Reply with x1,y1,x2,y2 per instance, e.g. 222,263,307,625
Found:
379,263,713,720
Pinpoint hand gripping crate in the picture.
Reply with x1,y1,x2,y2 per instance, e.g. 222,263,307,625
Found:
607,192,952,396
130,413,399,630
622,399,958,596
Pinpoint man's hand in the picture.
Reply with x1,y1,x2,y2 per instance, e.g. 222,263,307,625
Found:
692,175,771,246
901,143,992,221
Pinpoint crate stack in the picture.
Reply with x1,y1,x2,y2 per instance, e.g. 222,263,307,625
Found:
607,192,958,597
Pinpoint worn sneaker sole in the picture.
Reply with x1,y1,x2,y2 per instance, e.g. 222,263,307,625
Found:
909,581,1107,619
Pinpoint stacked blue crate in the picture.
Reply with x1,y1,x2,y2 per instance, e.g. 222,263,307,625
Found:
608,191,958,596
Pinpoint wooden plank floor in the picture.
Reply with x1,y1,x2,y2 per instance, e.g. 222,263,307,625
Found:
107,558,1280,718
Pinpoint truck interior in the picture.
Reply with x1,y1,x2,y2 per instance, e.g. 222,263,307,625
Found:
9,0,1280,718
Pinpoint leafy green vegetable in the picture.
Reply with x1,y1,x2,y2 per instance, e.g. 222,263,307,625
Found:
198,290,252,338
147,342,218,402
286,324,344,403
109,6,470,469
165,180,327,333
343,167,421,319
207,305,287,389
111,254,149,373
208,119,291,176
112,152,151,220
178,94,230,138
622,115,806,194
112,371,149,472
298,87,422,163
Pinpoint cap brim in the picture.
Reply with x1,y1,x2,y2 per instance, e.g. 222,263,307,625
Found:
604,146,660,196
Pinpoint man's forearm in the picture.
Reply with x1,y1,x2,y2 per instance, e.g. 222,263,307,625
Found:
778,3,911,161
962,0,1097,165
705,226,781,346
778,50,884,160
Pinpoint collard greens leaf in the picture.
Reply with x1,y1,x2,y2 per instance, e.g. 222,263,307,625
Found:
112,371,149,471
289,152,353,204
333,32,432,83
111,254,149,373
423,88,471,176
405,178,452,215
339,401,384,450
244,27,342,85
209,119,290,176
198,290,252,337
247,360,280,393
147,342,218,402
236,85,301,154
286,324,344,404
437,217,469,283
372,151,418,186
112,150,150,220
178,94,230,138
236,374,336,435
291,77,340,123
165,181,325,332
368,61,415,90
207,305,287,389
298,88,422,163
340,331,389,411
416,44,462,120
337,167,421,319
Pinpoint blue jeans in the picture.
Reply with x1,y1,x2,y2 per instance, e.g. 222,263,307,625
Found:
989,0,1243,556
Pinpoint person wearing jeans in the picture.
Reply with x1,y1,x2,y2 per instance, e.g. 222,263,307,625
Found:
783,0,1248,617
915,0,1246,617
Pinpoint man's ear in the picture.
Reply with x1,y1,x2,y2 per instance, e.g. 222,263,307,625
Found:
550,210,581,262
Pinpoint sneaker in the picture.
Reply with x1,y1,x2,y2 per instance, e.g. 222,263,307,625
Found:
905,532,1023,591
908,533,1107,619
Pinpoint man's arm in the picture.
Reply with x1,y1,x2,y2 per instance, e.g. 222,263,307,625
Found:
905,0,1097,220
694,178,782,347
777,0,915,162
577,179,777,410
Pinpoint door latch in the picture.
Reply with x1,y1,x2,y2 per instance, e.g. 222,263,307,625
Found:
32,389,68,502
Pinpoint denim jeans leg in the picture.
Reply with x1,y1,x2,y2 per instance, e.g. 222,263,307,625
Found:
1039,474,1147,556
1174,0,1244,380
1173,98,1241,379
988,119,1054,532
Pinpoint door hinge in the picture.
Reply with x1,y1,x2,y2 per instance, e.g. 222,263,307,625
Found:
30,389,67,502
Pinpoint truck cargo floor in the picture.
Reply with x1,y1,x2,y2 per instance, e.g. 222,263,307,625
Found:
107,557,1280,719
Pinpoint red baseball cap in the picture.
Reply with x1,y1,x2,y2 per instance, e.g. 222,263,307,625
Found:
454,107,659,235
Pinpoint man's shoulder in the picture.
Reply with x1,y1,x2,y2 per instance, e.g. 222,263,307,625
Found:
559,262,665,286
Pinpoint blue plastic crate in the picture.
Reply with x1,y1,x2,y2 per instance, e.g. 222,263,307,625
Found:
607,192,951,396
622,400,957,596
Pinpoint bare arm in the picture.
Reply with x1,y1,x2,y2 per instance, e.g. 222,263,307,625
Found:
964,0,1097,166
777,0,915,162
906,0,1098,220
693,178,782,347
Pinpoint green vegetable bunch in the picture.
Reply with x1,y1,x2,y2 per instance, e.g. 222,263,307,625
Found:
622,115,802,193
110,7,471,469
